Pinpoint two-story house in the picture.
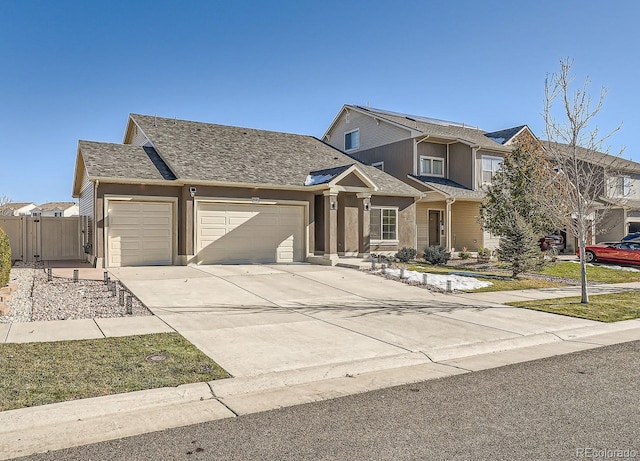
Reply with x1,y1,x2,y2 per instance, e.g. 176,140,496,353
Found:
0,202,36,216
324,105,538,253
31,202,79,217
546,142,640,249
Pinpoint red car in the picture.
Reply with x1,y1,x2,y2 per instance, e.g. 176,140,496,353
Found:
577,242,640,265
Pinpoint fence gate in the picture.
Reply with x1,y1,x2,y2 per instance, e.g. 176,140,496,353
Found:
0,216,87,262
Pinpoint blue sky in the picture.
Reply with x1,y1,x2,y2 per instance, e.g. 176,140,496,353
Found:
1,0,639,204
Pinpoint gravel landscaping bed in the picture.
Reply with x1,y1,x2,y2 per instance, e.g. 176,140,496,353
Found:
2,263,151,323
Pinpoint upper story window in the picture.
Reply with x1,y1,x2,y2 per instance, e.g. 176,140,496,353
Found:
482,156,503,184
345,129,359,151
31,212,41,217
54,211,63,217
609,176,631,197
372,161,384,171
420,156,444,177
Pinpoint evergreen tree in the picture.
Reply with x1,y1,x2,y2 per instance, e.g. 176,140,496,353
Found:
480,145,554,278
480,146,553,237
497,212,544,278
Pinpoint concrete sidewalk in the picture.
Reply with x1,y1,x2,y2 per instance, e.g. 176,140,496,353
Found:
452,281,640,304
0,316,174,343
2,319,639,460
2,263,640,460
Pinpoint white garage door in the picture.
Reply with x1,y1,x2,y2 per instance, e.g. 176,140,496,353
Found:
196,202,305,264
107,200,173,267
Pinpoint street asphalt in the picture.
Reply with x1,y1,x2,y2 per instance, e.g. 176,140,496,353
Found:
17,340,640,461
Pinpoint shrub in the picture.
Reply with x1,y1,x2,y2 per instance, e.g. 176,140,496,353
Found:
423,245,451,265
0,227,11,287
458,247,471,260
395,247,417,263
477,247,491,257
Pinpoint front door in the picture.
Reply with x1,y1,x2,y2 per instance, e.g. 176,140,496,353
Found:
428,210,441,247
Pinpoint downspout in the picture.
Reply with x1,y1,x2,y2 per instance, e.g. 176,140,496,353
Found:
446,197,456,252
446,143,450,178
471,145,480,190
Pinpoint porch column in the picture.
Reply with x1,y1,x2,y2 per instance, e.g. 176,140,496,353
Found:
323,190,339,263
446,198,455,252
357,193,371,257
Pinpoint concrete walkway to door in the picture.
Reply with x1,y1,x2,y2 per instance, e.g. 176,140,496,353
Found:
109,264,627,380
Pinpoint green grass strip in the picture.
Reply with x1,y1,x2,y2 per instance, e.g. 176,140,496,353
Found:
0,333,229,411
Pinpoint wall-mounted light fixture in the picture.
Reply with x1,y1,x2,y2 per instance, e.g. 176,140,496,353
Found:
189,186,197,198
330,199,338,210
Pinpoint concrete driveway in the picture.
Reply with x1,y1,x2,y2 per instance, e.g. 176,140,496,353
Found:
110,264,597,378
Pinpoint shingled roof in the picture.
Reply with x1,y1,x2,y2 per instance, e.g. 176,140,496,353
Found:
35,202,76,212
545,141,640,174
78,141,177,181
351,106,511,152
484,126,527,145
409,175,485,200
123,114,419,196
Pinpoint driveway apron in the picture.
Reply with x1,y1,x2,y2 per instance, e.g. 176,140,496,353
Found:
111,264,598,377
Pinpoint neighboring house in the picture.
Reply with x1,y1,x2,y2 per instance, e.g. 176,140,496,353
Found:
72,114,420,268
0,202,36,216
323,105,538,253
546,142,640,250
31,202,79,217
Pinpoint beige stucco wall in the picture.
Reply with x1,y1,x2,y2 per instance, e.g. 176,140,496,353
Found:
95,183,317,264
370,195,416,253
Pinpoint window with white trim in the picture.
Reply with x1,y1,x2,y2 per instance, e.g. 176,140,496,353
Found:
54,211,62,217
370,207,398,241
372,161,384,171
345,129,359,151
609,176,631,197
419,156,444,177
482,156,503,184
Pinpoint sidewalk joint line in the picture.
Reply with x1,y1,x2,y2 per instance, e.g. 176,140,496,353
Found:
93,319,106,338
3,322,11,343
214,397,239,417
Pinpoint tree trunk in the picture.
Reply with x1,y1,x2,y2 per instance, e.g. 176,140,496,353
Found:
578,234,589,304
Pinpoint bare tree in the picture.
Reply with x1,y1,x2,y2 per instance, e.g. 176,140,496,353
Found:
543,58,624,303
0,195,10,207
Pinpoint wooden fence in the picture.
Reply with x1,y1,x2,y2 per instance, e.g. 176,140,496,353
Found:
0,216,87,262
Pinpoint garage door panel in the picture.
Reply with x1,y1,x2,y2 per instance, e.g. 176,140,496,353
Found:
196,202,304,264
107,200,173,267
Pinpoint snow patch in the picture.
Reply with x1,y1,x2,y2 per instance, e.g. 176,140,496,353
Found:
304,174,334,186
569,260,640,272
379,268,492,291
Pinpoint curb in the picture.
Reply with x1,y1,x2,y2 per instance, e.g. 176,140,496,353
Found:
1,322,639,460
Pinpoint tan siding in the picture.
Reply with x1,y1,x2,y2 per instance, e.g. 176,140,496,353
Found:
483,230,500,252
597,208,626,242
475,150,505,189
350,139,414,181
130,124,151,146
417,142,446,176
451,202,483,251
326,109,411,152
416,202,446,253
79,176,94,256
449,143,473,189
